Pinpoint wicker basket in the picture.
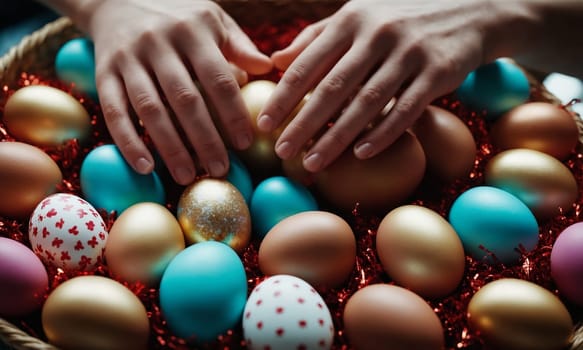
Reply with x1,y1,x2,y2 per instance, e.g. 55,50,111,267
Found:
1,1,582,349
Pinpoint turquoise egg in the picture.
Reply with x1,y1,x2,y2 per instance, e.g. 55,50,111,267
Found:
55,38,98,99
448,186,539,264
456,59,530,119
159,241,247,342
250,176,318,239
226,151,253,203
80,144,165,214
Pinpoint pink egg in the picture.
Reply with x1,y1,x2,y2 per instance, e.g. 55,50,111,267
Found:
0,237,49,316
28,193,108,272
551,222,583,305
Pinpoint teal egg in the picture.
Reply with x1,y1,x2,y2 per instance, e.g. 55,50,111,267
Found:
456,59,530,119
448,186,539,264
226,151,253,203
250,176,318,239
80,144,165,214
55,38,98,99
159,241,247,342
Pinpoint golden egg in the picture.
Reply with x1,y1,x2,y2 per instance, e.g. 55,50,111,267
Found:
4,85,91,147
42,275,150,350
177,178,251,252
105,202,185,286
468,278,573,350
314,131,425,213
485,148,578,220
343,284,444,350
376,205,465,299
0,141,62,218
411,105,476,182
258,211,356,289
490,102,579,160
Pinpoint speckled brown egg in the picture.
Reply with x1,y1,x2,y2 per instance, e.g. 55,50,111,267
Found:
258,211,356,289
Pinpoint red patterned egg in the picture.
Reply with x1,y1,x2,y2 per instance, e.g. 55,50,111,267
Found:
28,193,108,271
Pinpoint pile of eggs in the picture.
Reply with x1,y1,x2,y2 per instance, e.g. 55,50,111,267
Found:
0,36,582,350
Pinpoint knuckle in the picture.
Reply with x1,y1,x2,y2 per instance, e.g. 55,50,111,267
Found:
282,63,307,88
358,85,386,107
134,93,163,118
209,72,239,96
325,128,353,149
172,86,201,109
320,72,349,96
394,96,417,117
101,103,126,125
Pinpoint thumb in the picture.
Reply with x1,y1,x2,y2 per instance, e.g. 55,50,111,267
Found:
221,15,273,75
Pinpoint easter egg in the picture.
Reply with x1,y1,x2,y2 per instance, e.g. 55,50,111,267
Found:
0,141,62,218
227,151,253,203
0,237,48,317
177,178,251,253
259,211,356,289
343,284,444,350
243,275,334,350
105,202,185,286
80,144,165,214
448,186,539,264
376,205,465,299
485,149,578,220
456,59,530,119
55,37,98,98
28,193,108,271
42,275,149,350
3,85,91,147
490,102,579,160
551,222,583,306
250,176,318,239
468,278,573,350
159,241,247,342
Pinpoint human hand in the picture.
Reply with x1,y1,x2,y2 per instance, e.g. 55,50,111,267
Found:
257,0,515,173
83,0,272,185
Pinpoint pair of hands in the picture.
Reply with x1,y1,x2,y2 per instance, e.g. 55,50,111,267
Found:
86,0,502,185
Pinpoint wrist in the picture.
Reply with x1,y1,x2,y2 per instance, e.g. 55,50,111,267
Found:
37,0,107,32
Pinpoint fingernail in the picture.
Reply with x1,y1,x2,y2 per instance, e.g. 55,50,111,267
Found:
237,133,252,149
208,160,227,177
303,153,323,172
257,114,273,132
135,157,153,174
354,142,374,159
174,166,194,185
275,141,294,159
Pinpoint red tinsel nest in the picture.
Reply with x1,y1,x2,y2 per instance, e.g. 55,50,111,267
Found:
1,17,583,350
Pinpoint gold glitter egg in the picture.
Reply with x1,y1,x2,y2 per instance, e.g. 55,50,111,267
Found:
468,278,573,350
4,85,91,147
42,275,150,350
177,178,251,252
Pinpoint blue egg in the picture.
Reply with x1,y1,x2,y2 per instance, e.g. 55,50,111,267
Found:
80,144,165,214
448,186,539,264
55,38,98,99
456,59,530,119
159,241,247,342
226,151,253,203
250,176,318,239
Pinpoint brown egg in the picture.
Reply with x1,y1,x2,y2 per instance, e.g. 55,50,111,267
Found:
343,284,444,350
105,202,185,286
314,131,425,213
4,85,91,147
490,102,579,160
485,148,578,220
468,278,573,350
42,276,150,350
258,211,356,289
411,105,476,182
376,205,465,299
0,141,62,218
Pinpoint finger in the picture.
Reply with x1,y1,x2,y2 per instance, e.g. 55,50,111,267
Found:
188,39,255,153
97,72,155,175
271,19,328,71
221,14,273,75
121,60,196,185
150,48,229,179
275,42,382,166
300,56,409,172
257,25,352,138
229,63,248,86
354,72,434,160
